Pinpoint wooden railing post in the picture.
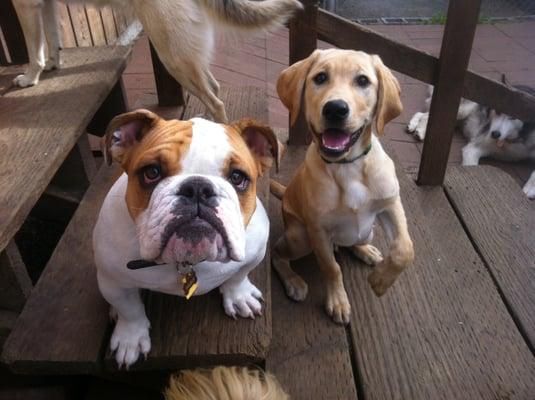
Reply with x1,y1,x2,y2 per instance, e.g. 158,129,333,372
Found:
417,0,481,186
149,41,185,107
0,1,28,65
288,0,318,145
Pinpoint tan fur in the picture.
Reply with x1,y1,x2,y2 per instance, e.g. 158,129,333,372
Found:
165,366,290,400
273,49,414,324
11,0,302,122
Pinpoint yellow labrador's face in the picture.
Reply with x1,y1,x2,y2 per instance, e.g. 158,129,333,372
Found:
277,49,402,160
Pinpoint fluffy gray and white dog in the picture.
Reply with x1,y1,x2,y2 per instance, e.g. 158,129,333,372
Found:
407,84,535,199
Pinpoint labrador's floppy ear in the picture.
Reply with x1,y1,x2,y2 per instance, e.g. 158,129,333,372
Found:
233,118,283,175
277,49,321,126
103,109,160,166
372,55,403,135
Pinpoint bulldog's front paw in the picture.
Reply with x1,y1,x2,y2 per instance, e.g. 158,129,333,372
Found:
13,73,39,88
110,317,151,369
220,277,263,319
325,284,351,325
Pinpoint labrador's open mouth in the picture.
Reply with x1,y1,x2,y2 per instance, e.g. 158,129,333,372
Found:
319,126,364,156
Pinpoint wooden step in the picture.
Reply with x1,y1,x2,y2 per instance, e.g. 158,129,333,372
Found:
2,86,273,375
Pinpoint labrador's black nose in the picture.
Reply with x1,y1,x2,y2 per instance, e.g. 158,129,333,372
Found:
177,177,218,207
491,130,501,139
323,100,349,122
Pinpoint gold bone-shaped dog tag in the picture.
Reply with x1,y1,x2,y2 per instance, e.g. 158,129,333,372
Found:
180,271,198,300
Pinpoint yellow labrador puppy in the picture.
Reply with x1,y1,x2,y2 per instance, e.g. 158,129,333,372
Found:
271,49,414,324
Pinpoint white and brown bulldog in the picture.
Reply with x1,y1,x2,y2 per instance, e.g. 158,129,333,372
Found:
93,110,279,368
271,49,414,324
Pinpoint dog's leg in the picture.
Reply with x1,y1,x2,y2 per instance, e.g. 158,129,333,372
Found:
369,197,414,296
308,228,351,324
523,170,535,199
12,0,46,87
43,0,61,71
407,112,428,141
461,141,484,166
219,264,263,320
272,213,311,302
97,271,151,369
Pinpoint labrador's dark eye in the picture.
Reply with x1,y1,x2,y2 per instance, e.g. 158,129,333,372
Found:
355,75,370,87
142,164,162,185
314,72,328,85
229,169,249,192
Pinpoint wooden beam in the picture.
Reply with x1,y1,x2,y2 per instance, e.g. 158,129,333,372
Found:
288,0,318,145
0,241,32,312
316,9,535,122
87,79,128,136
149,41,185,107
418,0,481,185
0,1,28,64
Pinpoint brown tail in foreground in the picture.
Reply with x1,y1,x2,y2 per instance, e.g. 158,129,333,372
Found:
270,179,286,200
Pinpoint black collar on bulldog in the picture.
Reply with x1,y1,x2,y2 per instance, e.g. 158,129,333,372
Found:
126,259,199,299
321,142,372,164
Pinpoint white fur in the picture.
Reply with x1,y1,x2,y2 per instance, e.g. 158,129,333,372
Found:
407,86,535,198
93,119,270,368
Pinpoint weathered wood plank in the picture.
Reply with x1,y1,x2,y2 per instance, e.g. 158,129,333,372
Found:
418,0,481,185
0,46,131,255
100,6,118,45
68,4,93,47
445,165,535,352
0,242,32,312
149,41,184,108
57,3,77,48
338,143,535,398
316,9,535,123
1,164,120,374
85,5,107,46
104,86,272,371
288,0,317,145
266,145,359,400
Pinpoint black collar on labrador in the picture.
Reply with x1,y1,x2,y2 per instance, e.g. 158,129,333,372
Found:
321,143,372,164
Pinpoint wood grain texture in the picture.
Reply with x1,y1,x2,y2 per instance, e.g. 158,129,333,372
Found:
266,145,359,400
85,5,107,46
418,0,481,185
288,0,317,146
103,86,273,371
445,165,535,351
100,6,118,45
1,164,120,374
0,45,131,255
316,9,535,123
339,142,535,399
57,3,77,49
68,4,93,47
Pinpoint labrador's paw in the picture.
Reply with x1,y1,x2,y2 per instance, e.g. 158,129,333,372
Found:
325,284,351,325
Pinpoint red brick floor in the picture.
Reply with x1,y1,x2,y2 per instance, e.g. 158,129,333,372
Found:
122,22,535,187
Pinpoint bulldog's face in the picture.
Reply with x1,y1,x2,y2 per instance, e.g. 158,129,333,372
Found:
277,49,402,161
104,110,280,265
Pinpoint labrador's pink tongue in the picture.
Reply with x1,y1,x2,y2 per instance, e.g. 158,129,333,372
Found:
322,129,350,149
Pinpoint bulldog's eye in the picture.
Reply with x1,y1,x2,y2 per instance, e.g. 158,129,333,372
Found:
229,169,249,192
314,72,328,85
142,164,162,185
355,75,370,87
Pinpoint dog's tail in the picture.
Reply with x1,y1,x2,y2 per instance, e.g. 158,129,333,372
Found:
270,179,286,200
199,0,303,31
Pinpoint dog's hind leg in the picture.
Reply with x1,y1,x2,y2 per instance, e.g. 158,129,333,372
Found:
272,212,311,302
523,170,535,199
12,0,46,87
43,0,61,71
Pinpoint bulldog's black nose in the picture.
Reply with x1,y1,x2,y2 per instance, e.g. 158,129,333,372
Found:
323,100,349,122
177,177,218,207
491,130,501,139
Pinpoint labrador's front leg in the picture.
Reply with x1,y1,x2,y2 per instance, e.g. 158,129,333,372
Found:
369,196,414,296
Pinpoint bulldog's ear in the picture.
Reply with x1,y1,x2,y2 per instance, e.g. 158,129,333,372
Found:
234,119,283,175
372,55,403,135
103,109,160,165
277,49,321,126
